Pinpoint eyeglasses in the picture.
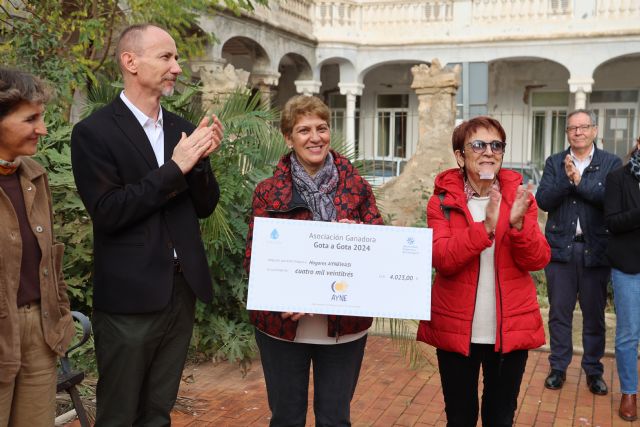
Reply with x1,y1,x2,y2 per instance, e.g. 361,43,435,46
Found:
566,124,594,134
465,140,506,154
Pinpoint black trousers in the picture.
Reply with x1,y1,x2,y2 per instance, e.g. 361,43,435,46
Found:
546,241,610,375
92,272,196,427
437,344,528,427
255,329,367,427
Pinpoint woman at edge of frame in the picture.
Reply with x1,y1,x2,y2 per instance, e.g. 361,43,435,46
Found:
604,136,640,422
0,67,74,426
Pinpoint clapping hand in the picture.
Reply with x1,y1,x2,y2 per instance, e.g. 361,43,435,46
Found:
509,182,534,231
564,154,581,185
172,114,224,174
484,188,501,235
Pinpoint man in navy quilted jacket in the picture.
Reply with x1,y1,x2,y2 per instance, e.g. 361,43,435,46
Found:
536,109,621,396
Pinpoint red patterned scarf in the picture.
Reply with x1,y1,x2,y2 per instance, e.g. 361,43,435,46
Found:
0,158,20,175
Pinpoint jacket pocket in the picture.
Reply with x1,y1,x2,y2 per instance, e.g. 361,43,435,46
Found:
546,219,565,235
102,231,146,246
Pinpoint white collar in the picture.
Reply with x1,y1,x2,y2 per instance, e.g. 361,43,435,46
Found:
570,143,595,162
119,91,163,127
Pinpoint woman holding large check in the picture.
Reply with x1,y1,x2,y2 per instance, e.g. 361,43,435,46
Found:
417,116,550,427
245,95,383,426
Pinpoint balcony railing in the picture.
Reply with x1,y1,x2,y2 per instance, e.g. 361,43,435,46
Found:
278,0,314,24
249,0,314,35
596,0,640,18
471,0,571,21
316,1,357,27
362,0,452,28
307,0,637,44
315,0,453,30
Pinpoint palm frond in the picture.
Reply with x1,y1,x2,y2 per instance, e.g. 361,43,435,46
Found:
83,81,122,118
216,91,280,147
373,318,434,368
213,90,286,180
200,90,286,260
201,205,235,256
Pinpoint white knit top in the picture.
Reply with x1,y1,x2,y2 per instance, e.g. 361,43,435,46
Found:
467,196,497,344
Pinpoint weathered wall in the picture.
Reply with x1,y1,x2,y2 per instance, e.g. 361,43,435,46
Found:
378,60,461,226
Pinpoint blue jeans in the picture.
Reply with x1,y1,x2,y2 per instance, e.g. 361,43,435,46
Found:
612,268,640,394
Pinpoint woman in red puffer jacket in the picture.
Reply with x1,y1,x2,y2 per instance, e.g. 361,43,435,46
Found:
417,116,550,427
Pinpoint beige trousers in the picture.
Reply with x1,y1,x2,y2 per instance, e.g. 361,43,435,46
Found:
0,304,57,427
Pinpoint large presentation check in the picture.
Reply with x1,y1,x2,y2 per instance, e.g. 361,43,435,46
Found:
247,217,432,320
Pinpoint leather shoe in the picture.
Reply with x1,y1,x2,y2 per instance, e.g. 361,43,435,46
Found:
544,369,566,390
586,374,608,395
620,394,637,421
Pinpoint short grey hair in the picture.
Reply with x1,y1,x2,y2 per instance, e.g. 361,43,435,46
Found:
0,67,50,119
115,23,158,72
567,109,597,126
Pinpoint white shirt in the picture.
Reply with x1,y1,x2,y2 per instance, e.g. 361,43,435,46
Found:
119,91,165,166
119,92,178,258
467,196,497,344
569,143,595,236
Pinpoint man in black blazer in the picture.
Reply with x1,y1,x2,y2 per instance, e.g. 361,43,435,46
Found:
71,24,222,426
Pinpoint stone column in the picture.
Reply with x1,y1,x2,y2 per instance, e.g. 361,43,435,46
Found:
191,59,250,112
568,77,593,110
378,59,461,226
294,80,322,96
338,82,364,155
250,72,280,108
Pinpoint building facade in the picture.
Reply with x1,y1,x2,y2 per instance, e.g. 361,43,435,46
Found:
196,0,640,181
